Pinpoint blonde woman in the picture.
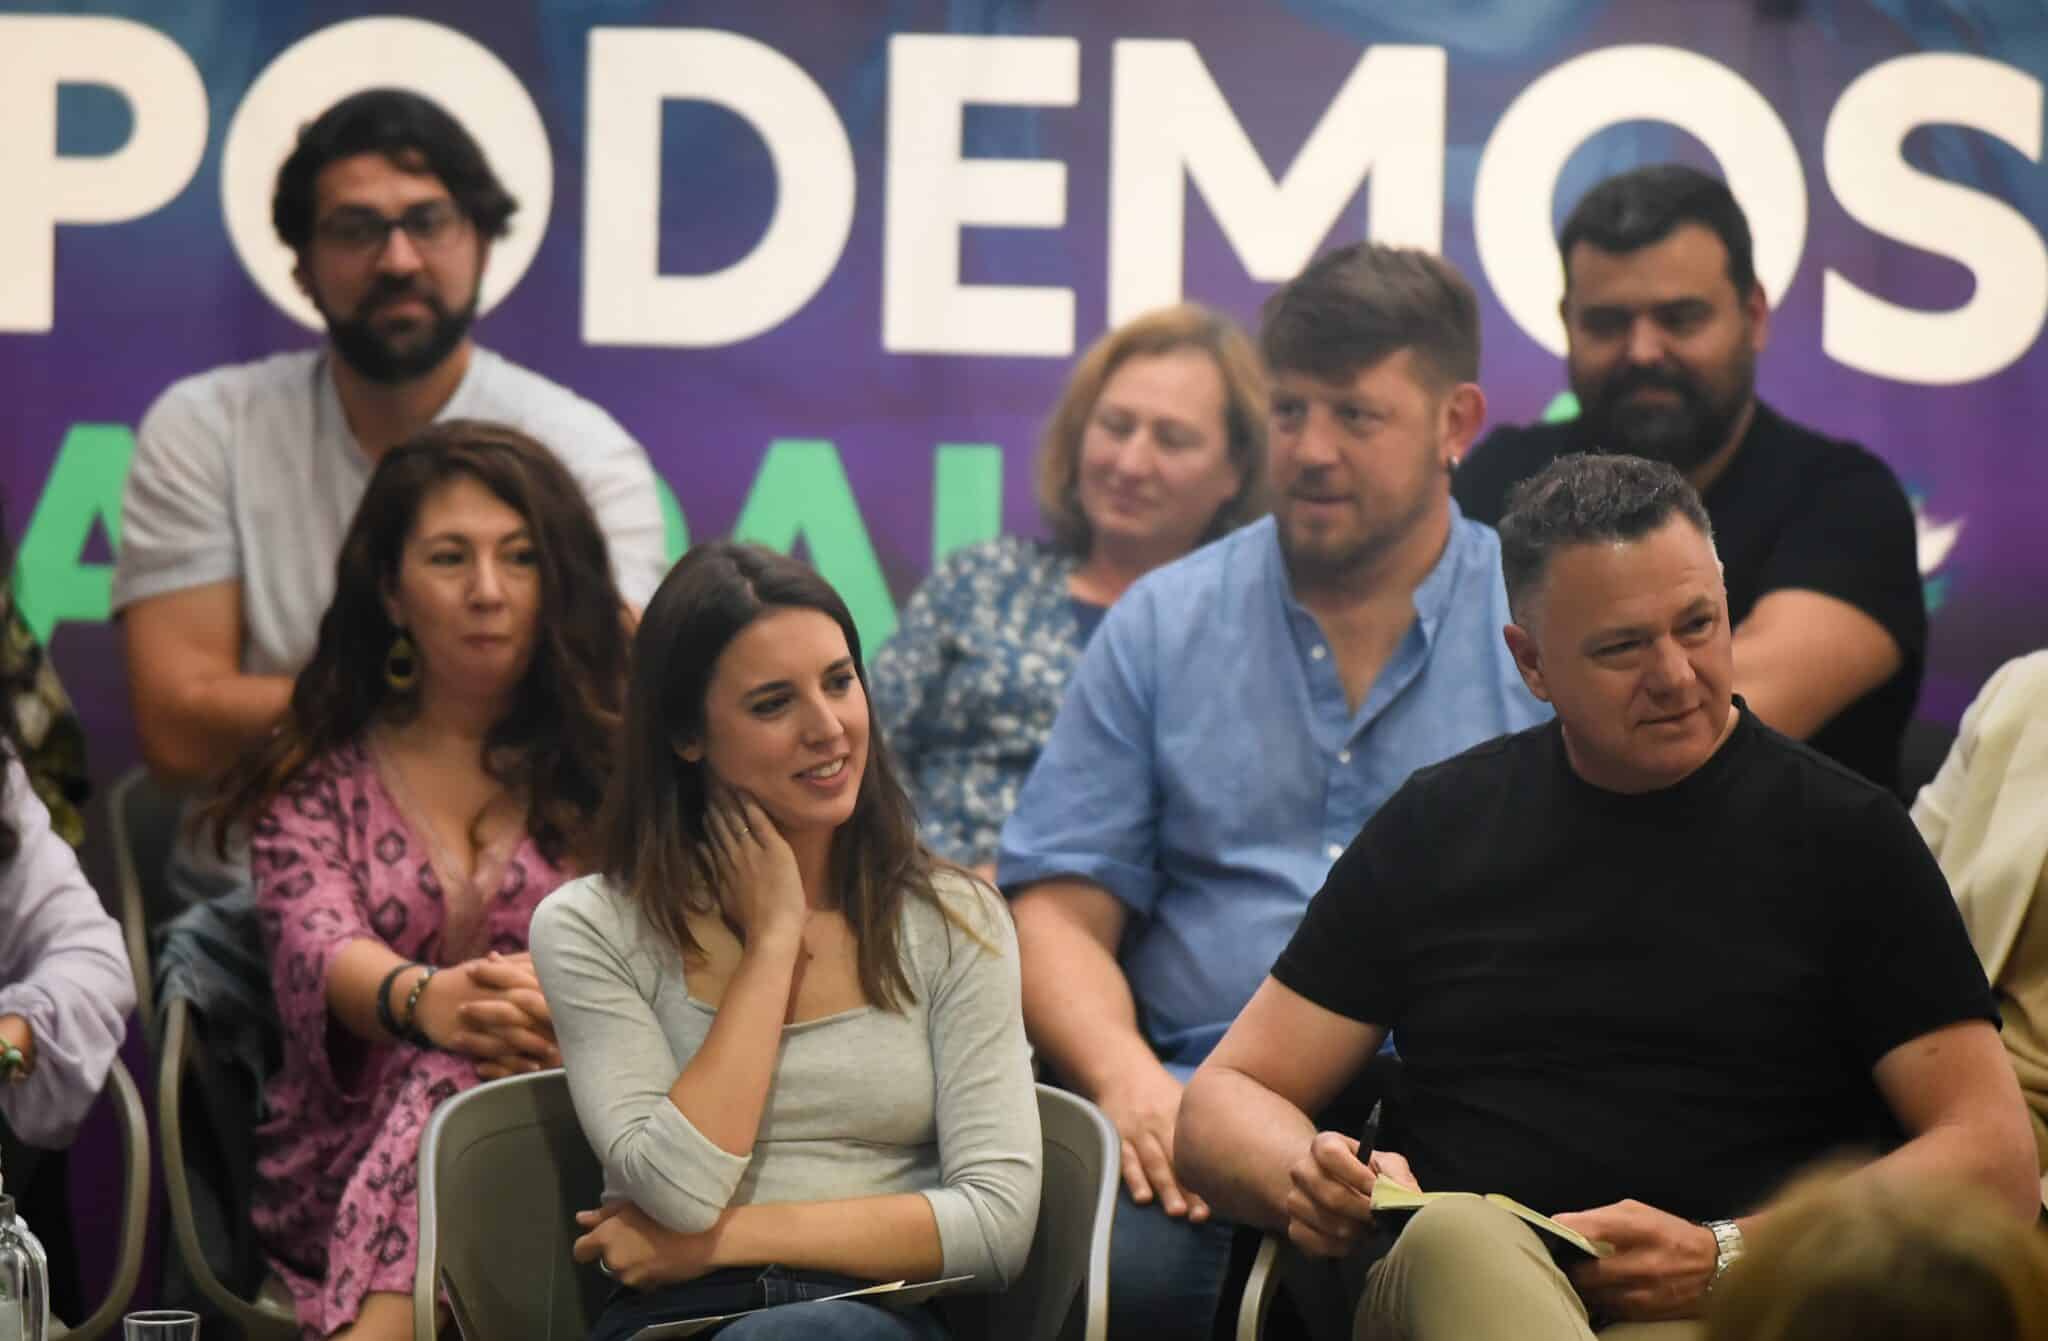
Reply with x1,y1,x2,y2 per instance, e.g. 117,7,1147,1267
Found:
868,303,1267,876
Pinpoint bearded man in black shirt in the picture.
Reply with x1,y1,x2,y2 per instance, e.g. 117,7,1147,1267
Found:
1452,165,1924,792
1177,454,2033,1341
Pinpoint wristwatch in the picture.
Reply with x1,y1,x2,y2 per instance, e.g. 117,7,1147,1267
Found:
1703,1219,1744,1290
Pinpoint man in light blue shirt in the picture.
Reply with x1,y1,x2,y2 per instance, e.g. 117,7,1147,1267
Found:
999,243,1549,1339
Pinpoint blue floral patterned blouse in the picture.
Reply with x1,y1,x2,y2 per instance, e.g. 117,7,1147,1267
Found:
869,536,1092,865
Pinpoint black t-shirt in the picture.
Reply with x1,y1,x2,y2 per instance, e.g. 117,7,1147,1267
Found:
1271,705,1995,1223
1453,404,1927,791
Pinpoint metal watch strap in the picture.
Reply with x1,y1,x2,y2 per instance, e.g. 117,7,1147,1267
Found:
1704,1218,1744,1289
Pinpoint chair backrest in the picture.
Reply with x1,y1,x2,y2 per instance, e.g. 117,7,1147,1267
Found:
949,1084,1118,1341
415,1077,1117,1341
57,1057,149,1341
108,766,183,1054
157,997,300,1341
415,1069,607,1341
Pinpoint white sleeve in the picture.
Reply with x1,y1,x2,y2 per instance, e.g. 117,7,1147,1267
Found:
111,376,240,613
0,759,134,1147
565,412,668,610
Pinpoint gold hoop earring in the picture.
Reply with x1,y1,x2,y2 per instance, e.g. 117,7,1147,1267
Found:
385,633,419,693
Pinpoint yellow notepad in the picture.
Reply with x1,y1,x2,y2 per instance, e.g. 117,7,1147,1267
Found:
1370,1180,1615,1258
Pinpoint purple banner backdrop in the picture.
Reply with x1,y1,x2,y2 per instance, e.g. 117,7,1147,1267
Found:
4,0,2048,1310
5,0,2047,775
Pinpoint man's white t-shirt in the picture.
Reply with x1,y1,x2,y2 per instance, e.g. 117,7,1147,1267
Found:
111,346,668,673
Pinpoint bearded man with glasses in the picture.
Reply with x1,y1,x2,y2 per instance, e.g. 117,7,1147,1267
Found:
112,98,667,1297
118,88,666,801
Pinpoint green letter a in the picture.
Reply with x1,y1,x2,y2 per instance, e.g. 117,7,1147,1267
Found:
731,439,897,650
14,424,133,643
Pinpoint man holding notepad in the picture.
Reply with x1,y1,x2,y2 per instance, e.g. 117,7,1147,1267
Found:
1176,453,2037,1340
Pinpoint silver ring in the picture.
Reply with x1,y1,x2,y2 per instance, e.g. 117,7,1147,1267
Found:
598,1258,617,1279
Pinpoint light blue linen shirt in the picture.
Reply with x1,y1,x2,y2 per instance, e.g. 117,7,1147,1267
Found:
996,509,1550,1072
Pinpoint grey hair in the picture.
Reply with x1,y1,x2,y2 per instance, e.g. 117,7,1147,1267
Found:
1498,453,1714,624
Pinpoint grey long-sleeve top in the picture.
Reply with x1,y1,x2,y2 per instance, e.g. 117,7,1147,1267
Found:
0,758,134,1147
531,869,1042,1290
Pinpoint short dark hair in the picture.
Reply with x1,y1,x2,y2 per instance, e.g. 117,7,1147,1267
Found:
1558,163,1757,296
1260,242,1480,389
1499,453,1714,623
272,89,518,253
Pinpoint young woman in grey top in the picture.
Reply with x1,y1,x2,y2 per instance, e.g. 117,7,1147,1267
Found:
532,542,1040,1341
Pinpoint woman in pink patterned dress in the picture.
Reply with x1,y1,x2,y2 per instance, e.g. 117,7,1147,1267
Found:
206,420,632,1340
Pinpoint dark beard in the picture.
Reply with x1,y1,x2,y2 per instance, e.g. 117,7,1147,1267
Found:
1578,363,1750,475
324,279,477,385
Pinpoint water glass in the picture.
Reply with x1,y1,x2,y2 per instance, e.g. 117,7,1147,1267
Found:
123,1312,200,1340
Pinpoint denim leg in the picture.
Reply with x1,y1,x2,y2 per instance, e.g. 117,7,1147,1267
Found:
719,1299,951,1340
1107,1188,1236,1341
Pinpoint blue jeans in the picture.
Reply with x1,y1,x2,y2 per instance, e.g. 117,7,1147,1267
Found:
589,1267,950,1341
1109,1187,1236,1341
719,1298,951,1339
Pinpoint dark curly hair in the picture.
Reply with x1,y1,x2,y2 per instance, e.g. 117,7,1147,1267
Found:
207,421,628,866
272,89,517,254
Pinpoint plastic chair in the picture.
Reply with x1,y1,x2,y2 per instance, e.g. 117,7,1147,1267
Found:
1226,1055,1406,1339
50,1057,148,1341
108,767,182,1055
1235,1233,1284,1341
158,996,299,1340
415,1076,1120,1341
949,1084,1117,1341
412,1068,610,1341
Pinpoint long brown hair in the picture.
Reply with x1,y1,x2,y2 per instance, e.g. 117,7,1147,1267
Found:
208,419,629,864
1036,302,1270,556
594,541,982,1011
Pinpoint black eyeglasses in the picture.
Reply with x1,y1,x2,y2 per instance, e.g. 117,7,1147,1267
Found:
314,201,466,255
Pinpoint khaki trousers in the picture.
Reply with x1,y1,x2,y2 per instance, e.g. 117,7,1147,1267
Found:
1352,1196,1705,1341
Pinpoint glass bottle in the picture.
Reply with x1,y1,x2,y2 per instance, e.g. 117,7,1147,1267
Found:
0,1190,48,1341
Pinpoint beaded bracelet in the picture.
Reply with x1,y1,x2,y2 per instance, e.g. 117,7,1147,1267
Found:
0,1041,24,1084
400,964,440,1047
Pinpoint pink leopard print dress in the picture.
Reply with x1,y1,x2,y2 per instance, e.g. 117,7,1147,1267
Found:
248,741,567,1337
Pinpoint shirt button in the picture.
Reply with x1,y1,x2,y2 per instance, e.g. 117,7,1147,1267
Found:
1326,843,1344,860
1338,750,1352,765
1311,645,1327,660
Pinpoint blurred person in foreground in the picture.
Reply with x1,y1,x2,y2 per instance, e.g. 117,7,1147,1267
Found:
1703,1166,2048,1341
